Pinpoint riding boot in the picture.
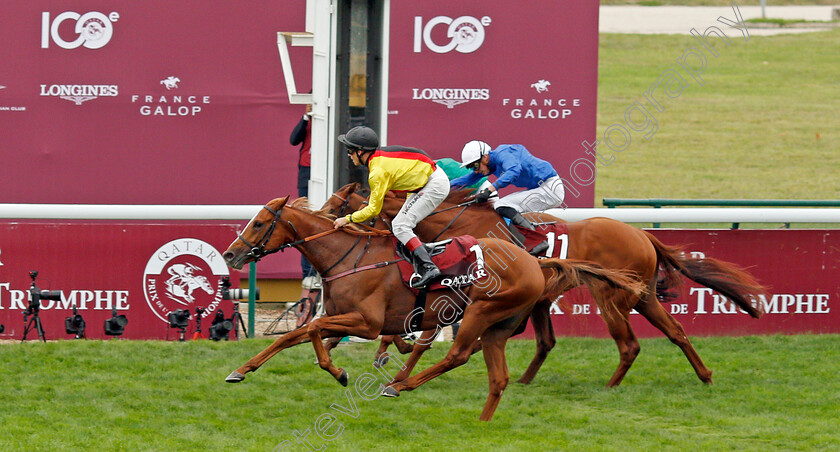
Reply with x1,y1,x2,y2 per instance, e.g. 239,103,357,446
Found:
496,206,534,248
529,241,550,257
410,246,441,288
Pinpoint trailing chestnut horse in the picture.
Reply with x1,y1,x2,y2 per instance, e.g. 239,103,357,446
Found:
323,183,768,387
222,196,642,420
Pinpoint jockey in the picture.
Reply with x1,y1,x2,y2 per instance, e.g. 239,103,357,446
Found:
450,140,565,252
333,126,451,288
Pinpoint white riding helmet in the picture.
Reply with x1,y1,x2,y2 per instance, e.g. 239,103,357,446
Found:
459,140,491,168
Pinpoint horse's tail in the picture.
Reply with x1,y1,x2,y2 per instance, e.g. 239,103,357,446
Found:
643,231,767,319
539,258,646,301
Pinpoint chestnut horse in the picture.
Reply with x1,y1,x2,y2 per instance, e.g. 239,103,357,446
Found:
322,183,767,387
222,196,642,420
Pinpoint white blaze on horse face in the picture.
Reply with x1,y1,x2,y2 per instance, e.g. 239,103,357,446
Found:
230,208,264,251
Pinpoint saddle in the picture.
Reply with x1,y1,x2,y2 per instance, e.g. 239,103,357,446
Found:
514,222,570,258
394,235,486,293
394,235,487,333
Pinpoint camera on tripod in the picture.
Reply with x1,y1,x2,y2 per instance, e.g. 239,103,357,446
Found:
104,308,128,337
26,271,62,315
168,309,191,330
65,304,86,339
220,276,259,301
208,310,234,341
23,271,64,342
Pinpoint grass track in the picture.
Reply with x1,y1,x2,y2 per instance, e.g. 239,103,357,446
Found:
2,336,838,451
595,30,840,203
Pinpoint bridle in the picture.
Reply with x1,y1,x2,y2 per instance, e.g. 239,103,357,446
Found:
235,201,394,280
236,204,304,260
330,192,352,218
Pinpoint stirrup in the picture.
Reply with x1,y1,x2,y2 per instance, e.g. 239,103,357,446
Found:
411,266,441,288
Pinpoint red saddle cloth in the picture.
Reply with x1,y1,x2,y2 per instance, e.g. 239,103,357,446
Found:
396,235,487,293
515,222,570,258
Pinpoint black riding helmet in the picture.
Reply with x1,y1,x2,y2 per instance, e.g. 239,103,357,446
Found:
338,126,379,151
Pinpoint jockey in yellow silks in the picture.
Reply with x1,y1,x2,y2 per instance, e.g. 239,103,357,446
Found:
332,126,450,288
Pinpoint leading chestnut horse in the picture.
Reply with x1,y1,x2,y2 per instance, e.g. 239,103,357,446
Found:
222,196,642,420
322,183,768,387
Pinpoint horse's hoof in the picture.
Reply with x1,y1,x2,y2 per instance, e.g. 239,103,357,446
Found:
373,355,389,368
338,369,349,387
225,371,245,383
382,386,400,398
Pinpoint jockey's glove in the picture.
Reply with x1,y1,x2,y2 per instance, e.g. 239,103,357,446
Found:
476,188,493,203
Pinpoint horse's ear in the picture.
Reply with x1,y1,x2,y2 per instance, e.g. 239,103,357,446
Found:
337,183,360,194
269,196,289,209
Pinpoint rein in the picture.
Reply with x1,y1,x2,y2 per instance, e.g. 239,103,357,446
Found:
237,201,399,283
429,201,474,242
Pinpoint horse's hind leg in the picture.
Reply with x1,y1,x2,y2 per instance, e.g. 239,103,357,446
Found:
634,292,713,384
599,291,641,387
226,326,313,382
517,299,555,384
478,322,518,421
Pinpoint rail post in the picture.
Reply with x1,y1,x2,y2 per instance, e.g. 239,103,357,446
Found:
248,261,257,338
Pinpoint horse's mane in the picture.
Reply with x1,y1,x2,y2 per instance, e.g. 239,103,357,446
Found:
287,197,390,236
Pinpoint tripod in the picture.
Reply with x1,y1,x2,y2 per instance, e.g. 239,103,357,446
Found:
22,309,46,342
231,302,247,340
22,275,48,343
192,307,206,340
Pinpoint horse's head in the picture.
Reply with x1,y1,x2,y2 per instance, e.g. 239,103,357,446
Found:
223,196,298,270
321,183,363,217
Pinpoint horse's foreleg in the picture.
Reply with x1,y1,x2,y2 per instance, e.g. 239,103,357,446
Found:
392,335,415,354
226,327,312,383
323,336,342,355
384,311,490,396
372,336,394,368
307,312,381,387
517,299,555,384
388,328,437,383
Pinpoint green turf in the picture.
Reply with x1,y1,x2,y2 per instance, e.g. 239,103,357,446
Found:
1,337,838,451
595,29,840,204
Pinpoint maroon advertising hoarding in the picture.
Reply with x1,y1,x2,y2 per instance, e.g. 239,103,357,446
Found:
0,1,309,205
521,229,840,339
0,223,242,340
387,1,600,207
0,1,311,278
2,224,837,341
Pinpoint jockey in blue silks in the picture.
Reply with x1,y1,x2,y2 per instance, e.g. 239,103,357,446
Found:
450,140,565,254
